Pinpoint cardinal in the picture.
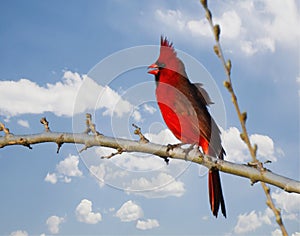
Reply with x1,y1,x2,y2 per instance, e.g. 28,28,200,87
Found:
148,37,226,218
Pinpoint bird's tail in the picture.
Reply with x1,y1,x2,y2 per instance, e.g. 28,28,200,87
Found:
208,169,226,218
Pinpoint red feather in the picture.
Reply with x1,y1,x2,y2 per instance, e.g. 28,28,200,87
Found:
148,37,226,218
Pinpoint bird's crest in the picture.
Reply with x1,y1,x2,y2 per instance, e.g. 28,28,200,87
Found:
159,36,177,60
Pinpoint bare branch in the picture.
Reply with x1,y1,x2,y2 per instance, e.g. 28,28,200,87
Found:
0,128,299,194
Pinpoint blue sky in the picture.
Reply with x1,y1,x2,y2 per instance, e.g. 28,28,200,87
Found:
0,0,299,235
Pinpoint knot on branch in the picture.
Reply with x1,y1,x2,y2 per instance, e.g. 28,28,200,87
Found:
19,138,32,149
56,134,64,153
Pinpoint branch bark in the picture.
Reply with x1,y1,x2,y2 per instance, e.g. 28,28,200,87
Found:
1,130,299,194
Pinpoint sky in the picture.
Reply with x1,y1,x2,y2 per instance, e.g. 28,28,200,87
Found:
0,0,299,235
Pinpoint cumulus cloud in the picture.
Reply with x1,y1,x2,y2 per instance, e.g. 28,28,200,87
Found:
17,119,29,128
188,10,242,39
9,230,28,236
46,215,64,234
145,128,179,145
115,200,143,222
136,219,160,230
153,0,300,55
75,199,102,224
88,128,187,198
234,208,272,234
272,190,300,220
272,229,282,236
56,154,82,177
221,127,283,163
89,161,129,188
44,154,82,184
44,172,58,184
125,172,185,198
0,71,141,121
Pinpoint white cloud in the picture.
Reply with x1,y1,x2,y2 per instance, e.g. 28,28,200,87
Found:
0,71,140,121
261,0,300,46
75,199,102,224
143,104,156,114
240,40,258,56
87,129,187,197
56,154,82,177
234,208,272,234
153,0,300,55
89,161,129,188
131,109,142,122
250,134,278,162
188,10,242,39
272,190,300,218
17,119,29,128
44,154,82,184
125,172,185,198
115,200,143,222
155,9,185,31
145,128,179,145
221,127,283,163
9,230,28,236
136,219,160,230
98,85,133,118
0,72,81,117
272,229,282,236
89,163,106,188
44,172,58,184
46,215,64,234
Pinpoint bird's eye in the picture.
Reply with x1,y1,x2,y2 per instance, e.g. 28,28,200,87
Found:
157,62,166,68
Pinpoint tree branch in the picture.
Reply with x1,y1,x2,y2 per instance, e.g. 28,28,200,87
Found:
0,122,299,194
200,1,290,234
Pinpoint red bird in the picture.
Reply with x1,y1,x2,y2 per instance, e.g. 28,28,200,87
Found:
148,37,226,218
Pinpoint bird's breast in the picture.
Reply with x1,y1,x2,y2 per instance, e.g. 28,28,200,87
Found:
155,81,201,144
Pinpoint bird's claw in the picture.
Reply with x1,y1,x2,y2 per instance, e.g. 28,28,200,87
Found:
166,143,185,152
183,143,198,161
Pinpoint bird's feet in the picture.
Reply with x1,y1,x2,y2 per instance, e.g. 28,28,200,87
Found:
166,143,185,152
166,143,198,161
160,143,185,165
183,143,198,161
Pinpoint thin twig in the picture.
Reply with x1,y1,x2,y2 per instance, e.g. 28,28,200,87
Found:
132,123,149,143
0,122,11,135
85,113,102,136
40,117,50,132
200,1,288,234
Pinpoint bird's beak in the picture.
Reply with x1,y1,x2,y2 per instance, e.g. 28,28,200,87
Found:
147,63,159,75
